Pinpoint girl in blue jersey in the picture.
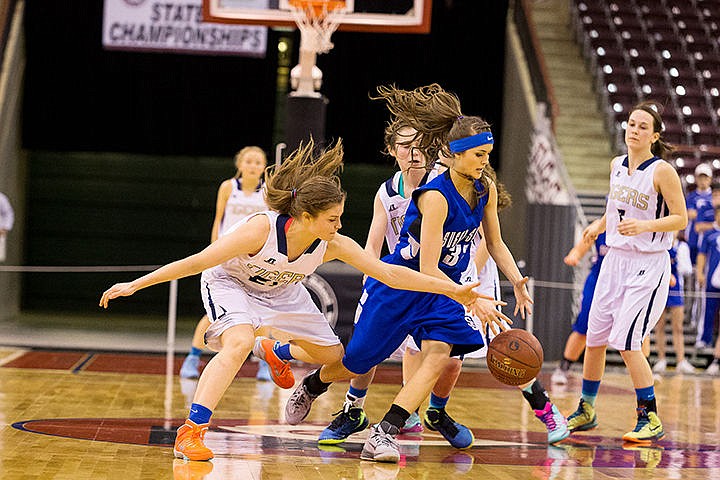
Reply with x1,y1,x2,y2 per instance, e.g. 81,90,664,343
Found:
653,231,694,375
285,107,532,462
552,223,607,385
99,139,485,462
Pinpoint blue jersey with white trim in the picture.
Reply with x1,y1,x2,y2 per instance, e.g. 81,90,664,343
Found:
391,170,488,282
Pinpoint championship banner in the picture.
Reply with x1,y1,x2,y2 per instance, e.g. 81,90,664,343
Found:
102,0,268,57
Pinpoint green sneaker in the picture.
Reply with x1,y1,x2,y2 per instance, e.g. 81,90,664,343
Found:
567,399,598,432
622,407,664,444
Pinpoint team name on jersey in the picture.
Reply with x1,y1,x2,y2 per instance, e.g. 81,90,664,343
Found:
390,213,405,236
608,184,650,210
443,228,479,249
245,263,306,287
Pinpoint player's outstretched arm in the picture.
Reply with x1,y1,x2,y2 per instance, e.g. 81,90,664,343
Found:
326,233,494,306
99,214,269,308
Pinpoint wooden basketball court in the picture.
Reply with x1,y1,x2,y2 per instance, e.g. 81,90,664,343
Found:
2,346,718,479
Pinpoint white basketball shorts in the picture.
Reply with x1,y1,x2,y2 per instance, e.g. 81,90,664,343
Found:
200,269,340,352
586,248,670,351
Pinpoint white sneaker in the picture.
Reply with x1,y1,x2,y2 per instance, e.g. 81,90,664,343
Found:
707,362,720,375
551,368,568,385
675,359,695,374
285,371,321,425
652,359,667,373
360,422,400,463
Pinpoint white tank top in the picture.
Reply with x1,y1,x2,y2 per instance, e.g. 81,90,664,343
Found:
219,178,268,237
605,155,672,252
211,211,328,297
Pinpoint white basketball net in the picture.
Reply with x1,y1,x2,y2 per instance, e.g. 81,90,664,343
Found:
290,2,346,54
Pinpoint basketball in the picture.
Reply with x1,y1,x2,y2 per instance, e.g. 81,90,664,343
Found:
486,329,544,386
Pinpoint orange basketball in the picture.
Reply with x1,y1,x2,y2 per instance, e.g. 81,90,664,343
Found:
486,329,544,386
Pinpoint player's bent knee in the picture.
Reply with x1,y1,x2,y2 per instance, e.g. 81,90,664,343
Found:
312,343,344,365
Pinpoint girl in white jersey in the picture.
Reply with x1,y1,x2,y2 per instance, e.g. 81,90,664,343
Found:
180,146,269,380
566,101,687,444
99,138,488,462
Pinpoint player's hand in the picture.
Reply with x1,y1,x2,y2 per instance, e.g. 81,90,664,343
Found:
582,224,599,243
468,298,512,336
697,273,706,287
99,282,137,308
513,276,534,319
669,274,677,288
617,218,648,236
452,281,496,306
564,252,580,266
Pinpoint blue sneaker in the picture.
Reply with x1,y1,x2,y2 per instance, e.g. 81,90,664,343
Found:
318,403,369,445
256,360,272,382
424,408,474,449
534,401,570,444
179,354,200,379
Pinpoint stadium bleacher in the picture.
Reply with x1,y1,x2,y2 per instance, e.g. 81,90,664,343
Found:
572,0,720,186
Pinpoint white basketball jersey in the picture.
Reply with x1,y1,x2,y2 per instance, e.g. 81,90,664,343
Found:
605,155,672,252
219,178,267,237
211,211,328,296
378,170,434,252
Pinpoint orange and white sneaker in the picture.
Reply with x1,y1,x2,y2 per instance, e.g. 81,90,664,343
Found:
174,420,214,461
253,336,295,389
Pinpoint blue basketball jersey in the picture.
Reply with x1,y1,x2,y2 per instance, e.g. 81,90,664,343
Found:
393,170,489,282
343,170,490,374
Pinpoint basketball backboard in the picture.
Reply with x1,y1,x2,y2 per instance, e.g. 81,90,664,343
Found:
202,0,432,33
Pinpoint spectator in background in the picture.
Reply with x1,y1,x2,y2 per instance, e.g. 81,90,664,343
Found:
552,220,607,385
695,206,720,352
690,182,720,350
0,192,14,262
652,230,694,376
686,163,713,265
686,166,713,347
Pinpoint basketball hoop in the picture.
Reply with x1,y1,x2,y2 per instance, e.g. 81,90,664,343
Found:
288,0,346,97
288,0,346,54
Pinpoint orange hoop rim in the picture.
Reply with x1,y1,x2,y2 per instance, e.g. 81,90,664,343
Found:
288,0,346,18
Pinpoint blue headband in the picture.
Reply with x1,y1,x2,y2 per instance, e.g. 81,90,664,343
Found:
449,132,494,153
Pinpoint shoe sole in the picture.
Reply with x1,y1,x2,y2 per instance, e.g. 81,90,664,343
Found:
549,429,571,444
400,425,424,434
318,438,347,445
360,452,400,463
318,420,369,445
568,420,598,433
621,431,665,444
173,449,214,461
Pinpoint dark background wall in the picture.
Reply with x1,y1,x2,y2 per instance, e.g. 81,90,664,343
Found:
23,1,508,160
20,1,510,316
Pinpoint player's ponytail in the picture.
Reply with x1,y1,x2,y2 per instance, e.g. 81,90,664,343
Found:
264,137,346,217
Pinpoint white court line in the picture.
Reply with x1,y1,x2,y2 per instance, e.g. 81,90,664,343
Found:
0,348,29,367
